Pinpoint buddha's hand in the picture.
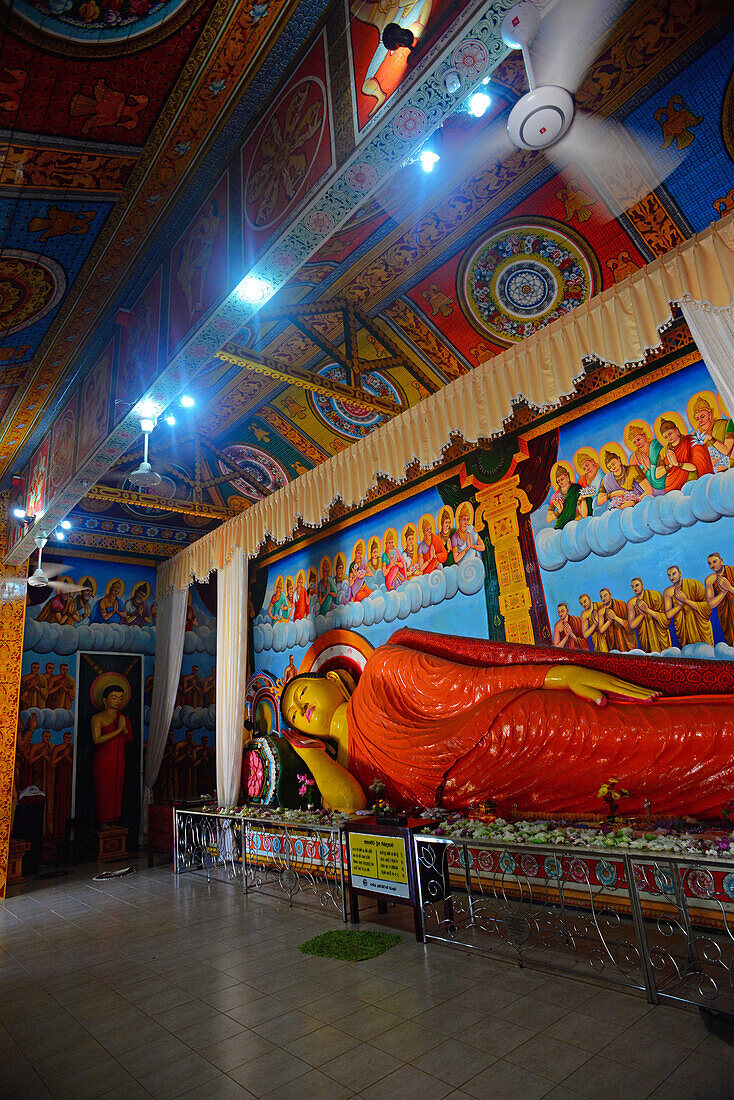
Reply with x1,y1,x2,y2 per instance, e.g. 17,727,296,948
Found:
544,665,660,706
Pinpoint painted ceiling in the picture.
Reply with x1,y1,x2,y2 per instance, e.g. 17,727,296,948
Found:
2,0,733,565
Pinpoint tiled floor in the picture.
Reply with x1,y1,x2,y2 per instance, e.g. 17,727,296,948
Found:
1,864,732,1099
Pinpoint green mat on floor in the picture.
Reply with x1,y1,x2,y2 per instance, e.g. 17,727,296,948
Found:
299,929,401,961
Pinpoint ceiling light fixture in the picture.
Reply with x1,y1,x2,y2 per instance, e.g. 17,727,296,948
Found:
13,507,27,521
236,274,270,303
55,529,65,541
419,150,440,172
180,395,195,408
61,520,71,530
443,68,461,95
165,414,176,426
469,91,491,118
128,415,162,489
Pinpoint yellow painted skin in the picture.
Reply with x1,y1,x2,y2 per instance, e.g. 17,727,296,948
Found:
279,666,657,813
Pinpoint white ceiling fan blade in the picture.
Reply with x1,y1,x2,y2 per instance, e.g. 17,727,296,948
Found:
41,561,67,579
550,111,687,218
532,0,620,95
49,580,86,594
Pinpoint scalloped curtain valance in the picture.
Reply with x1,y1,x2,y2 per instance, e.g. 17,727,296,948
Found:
157,212,734,594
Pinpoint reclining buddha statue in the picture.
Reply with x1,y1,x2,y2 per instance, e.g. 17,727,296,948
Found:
279,628,734,819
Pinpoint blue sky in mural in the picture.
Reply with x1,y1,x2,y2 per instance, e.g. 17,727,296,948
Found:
532,360,734,654
253,482,490,680
624,28,734,232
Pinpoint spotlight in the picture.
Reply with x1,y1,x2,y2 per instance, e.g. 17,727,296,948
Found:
13,507,26,520
420,150,440,172
138,399,157,420
236,275,269,303
180,395,195,408
443,69,461,95
56,529,65,541
469,91,491,118
165,414,176,426
140,416,156,434
61,520,71,530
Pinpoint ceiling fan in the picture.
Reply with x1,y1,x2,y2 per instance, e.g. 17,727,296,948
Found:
26,535,87,594
379,0,683,223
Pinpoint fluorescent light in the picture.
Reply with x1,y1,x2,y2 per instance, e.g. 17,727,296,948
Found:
469,92,491,118
420,150,440,172
180,395,195,408
140,417,156,434
165,414,176,426
236,275,269,302
60,520,71,530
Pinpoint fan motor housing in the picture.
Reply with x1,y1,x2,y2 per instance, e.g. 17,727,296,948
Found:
507,86,574,151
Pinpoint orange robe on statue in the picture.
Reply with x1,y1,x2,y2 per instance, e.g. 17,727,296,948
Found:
346,635,734,820
93,716,133,824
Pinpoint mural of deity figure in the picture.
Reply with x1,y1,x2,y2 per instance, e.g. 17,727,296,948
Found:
597,449,650,510
293,571,310,619
90,579,125,624
689,395,733,473
348,542,371,602
546,462,582,529
401,523,422,579
624,422,665,495
655,417,713,491
317,557,337,614
438,507,455,566
381,529,406,590
417,514,446,573
123,581,153,627
451,503,485,563
574,451,604,515
351,0,434,117
175,199,222,321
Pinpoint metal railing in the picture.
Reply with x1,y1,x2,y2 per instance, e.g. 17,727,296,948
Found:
174,809,348,920
414,833,734,1012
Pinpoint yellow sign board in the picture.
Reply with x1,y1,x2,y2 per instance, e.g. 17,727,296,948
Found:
348,831,410,899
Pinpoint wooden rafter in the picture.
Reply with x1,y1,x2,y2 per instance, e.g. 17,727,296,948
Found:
81,485,236,520
214,342,401,416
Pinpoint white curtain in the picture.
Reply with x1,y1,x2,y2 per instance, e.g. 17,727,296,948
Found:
681,298,734,415
216,548,249,807
143,586,187,830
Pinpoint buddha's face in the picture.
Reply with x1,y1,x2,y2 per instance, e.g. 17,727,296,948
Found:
631,430,647,452
281,676,344,739
556,471,570,493
440,515,450,536
422,520,432,541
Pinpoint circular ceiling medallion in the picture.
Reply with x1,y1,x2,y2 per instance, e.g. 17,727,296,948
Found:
0,250,65,335
309,363,403,441
393,107,427,140
245,77,326,232
11,0,202,52
457,220,599,345
345,163,378,193
452,40,489,80
217,444,288,502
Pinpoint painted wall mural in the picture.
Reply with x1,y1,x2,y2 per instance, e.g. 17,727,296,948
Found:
76,340,114,467
532,360,734,661
118,268,162,407
252,479,490,675
168,173,228,355
17,556,217,853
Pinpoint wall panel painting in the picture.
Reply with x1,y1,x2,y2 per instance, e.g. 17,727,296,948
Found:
242,32,333,259
168,175,228,356
530,359,734,661
49,391,78,494
76,340,113,467
118,270,161,411
346,0,457,136
26,437,50,518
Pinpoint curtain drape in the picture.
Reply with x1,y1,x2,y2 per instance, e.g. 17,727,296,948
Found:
157,212,734,595
215,548,248,807
142,586,187,831
680,298,734,416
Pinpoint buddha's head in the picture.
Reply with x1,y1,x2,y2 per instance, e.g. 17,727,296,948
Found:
280,672,352,739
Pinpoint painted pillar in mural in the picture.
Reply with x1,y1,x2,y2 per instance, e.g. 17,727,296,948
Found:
474,475,534,645
0,507,27,897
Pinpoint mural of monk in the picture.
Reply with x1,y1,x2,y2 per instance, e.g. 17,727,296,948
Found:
52,733,73,839
552,602,589,651
579,593,608,652
663,565,714,647
597,587,636,652
20,662,45,710
183,665,205,708
47,663,75,710
279,630,734,819
705,552,734,646
91,683,133,827
627,577,671,653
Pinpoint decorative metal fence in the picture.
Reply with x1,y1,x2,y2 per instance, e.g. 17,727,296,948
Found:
414,834,734,1013
174,810,348,920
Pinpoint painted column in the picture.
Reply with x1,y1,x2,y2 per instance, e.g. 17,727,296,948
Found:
474,475,534,645
0,506,27,897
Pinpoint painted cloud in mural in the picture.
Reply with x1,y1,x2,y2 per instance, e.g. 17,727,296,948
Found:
536,470,734,571
23,616,215,657
253,555,485,653
19,708,74,731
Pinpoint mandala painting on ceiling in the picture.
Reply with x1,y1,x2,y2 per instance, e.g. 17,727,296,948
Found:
0,251,65,335
310,363,403,440
12,0,198,48
458,221,599,346
217,445,289,502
